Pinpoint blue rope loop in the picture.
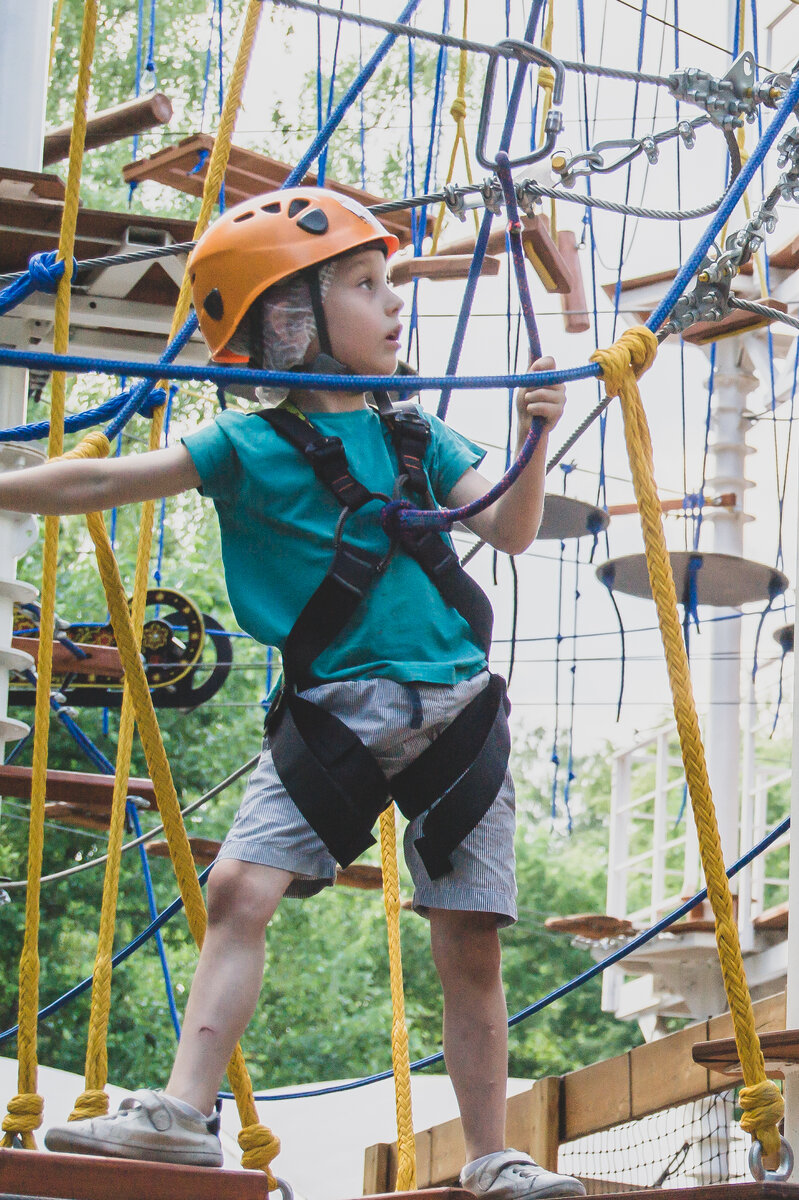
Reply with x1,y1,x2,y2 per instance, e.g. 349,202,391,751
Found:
0,251,77,318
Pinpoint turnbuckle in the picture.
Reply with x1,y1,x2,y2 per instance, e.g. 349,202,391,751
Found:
476,39,565,171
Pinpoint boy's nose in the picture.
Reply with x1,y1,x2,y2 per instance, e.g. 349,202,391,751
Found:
387,287,403,315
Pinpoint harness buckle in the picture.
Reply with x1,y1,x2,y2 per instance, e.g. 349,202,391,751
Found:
304,435,347,467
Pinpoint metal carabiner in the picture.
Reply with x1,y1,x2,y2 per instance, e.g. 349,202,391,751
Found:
476,39,565,171
749,1136,795,1183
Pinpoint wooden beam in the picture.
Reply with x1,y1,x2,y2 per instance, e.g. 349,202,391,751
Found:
557,230,591,334
606,493,736,518
0,1147,268,1200
389,254,501,285
43,94,173,167
754,901,789,932
544,914,636,940
0,764,156,809
693,1028,799,1077
11,636,124,678
44,802,120,832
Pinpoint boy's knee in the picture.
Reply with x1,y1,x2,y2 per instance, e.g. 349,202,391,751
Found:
206,859,289,933
430,909,502,982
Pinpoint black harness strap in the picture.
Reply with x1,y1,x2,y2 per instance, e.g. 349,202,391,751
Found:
256,402,511,879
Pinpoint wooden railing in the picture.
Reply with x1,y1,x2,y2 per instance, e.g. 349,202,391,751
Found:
363,992,786,1195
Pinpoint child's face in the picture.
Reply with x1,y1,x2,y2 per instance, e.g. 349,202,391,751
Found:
319,248,404,376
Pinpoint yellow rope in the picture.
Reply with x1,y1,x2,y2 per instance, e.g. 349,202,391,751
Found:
48,0,66,80
430,0,479,251
62,2,279,1179
537,0,557,237
1,0,98,1151
378,806,416,1191
590,326,783,1161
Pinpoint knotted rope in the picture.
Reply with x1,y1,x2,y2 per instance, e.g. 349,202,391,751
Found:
430,0,479,251
2,0,98,1151
590,325,783,1161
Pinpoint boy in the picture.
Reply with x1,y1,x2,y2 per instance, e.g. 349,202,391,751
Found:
9,188,583,1199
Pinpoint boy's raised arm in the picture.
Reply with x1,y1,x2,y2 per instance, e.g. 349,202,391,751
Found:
0,443,201,516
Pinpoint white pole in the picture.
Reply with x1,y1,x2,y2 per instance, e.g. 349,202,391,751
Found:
701,340,755,872
0,0,54,762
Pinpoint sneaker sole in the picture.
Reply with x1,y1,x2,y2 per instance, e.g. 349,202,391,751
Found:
44,1128,223,1168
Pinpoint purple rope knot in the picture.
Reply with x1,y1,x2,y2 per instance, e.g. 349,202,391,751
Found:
27,250,75,293
380,497,415,539
139,387,167,417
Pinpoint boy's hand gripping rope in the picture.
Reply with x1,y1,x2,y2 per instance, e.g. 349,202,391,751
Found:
590,326,788,1177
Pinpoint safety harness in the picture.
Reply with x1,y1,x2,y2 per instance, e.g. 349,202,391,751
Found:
259,397,511,880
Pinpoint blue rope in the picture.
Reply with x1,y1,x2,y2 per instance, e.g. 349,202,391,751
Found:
317,0,345,186
0,252,76,318
153,386,177,587
693,342,716,551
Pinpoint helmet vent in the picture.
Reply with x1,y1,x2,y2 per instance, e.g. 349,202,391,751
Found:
288,198,310,218
260,202,281,214
233,210,255,223
202,288,224,320
296,207,329,235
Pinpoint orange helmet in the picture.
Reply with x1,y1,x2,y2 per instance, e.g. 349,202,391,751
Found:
189,187,400,361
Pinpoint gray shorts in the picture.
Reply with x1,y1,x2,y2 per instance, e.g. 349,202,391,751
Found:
217,670,517,925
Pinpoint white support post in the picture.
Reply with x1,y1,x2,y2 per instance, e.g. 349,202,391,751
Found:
0,0,54,764
782,453,799,1162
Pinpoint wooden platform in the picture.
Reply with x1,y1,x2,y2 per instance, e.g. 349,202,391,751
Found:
754,902,789,932
0,765,156,811
11,636,124,679
692,1028,799,1077
121,135,427,247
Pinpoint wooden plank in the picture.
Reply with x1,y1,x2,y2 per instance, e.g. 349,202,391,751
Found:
512,1079,560,1171
754,901,789,931
544,1186,799,1200
121,135,427,247
521,216,572,294
681,298,787,345
562,1051,631,1141
43,94,173,166
768,231,799,271
0,765,156,809
428,1114,465,1187
707,991,786,1048
44,802,119,832
0,1147,269,1200
390,255,501,285
148,836,220,865
11,636,124,679
544,914,636,940
607,493,736,518
693,1028,799,1077
630,1020,709,1117
363,1143,392,1196
557,230,591,334
0,167,66,201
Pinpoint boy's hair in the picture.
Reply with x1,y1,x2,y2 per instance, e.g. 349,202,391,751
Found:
189,187,398,363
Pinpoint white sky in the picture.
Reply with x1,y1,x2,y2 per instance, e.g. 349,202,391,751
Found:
227,1,799,766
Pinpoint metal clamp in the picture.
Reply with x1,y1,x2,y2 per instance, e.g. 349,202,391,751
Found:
476,39,565,170
273,1178,295,1200
749,1136,794,1182
668,52,758,130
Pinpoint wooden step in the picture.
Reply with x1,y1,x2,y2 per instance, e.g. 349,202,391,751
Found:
680,298,787,345
44,802,123,832
574,1188,799,1200
0,765,156,810
146,838,384,889
544,913,636,940
754,902,789,932
389,254,500,285
693,1029,799,1077
0,1147,267,1200
434,214,572,294
121,134,427,247
11,636,124,679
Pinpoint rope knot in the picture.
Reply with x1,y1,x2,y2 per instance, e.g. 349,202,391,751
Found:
62,430,111,462
2,1092,44,1135
69,1089,109,1122
449,96,467,122
739,1080,784,1161
590,325,658,399
238,1121,281,1183
537,65,556,93
27,251,75,294
380,497,414,539
139,387,167,418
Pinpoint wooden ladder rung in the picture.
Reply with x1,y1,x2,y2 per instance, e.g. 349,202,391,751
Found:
389,254,500,285
692,1029,799,1077
11,636,124,679
0,765,156,810
0,1147,267,1200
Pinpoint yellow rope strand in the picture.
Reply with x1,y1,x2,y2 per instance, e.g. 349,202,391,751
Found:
1,0,97,1150
430,0,479,251
590,326,783,1160
48,0,66,80
379,806,416,1191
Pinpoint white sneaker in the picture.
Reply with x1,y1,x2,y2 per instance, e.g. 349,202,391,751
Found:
44,1089,223,1167
460,1150,586,1200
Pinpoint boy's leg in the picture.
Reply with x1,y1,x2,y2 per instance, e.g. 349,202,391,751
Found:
429,908,508,1160
166,858,295,1114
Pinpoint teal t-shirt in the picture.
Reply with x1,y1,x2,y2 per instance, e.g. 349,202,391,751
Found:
182,405,488,685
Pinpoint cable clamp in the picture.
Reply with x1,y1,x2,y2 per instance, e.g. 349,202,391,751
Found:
668,52,758,129
442,183,468,222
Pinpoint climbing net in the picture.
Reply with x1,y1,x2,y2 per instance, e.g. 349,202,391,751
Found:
2,0,799,1190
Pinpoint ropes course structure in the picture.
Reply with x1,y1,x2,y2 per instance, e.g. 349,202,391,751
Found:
3,1,799,1198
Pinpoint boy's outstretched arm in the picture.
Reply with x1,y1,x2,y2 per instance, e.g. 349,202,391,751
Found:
445,356,566,556
0,443,200,516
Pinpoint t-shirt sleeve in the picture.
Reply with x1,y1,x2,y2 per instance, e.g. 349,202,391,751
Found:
182,419,239,502
424,410,487,502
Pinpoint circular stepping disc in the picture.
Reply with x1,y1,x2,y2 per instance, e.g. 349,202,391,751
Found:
596,551,788,607
537,494,609,541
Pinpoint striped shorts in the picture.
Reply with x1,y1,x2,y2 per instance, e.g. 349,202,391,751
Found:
217,670,517,925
